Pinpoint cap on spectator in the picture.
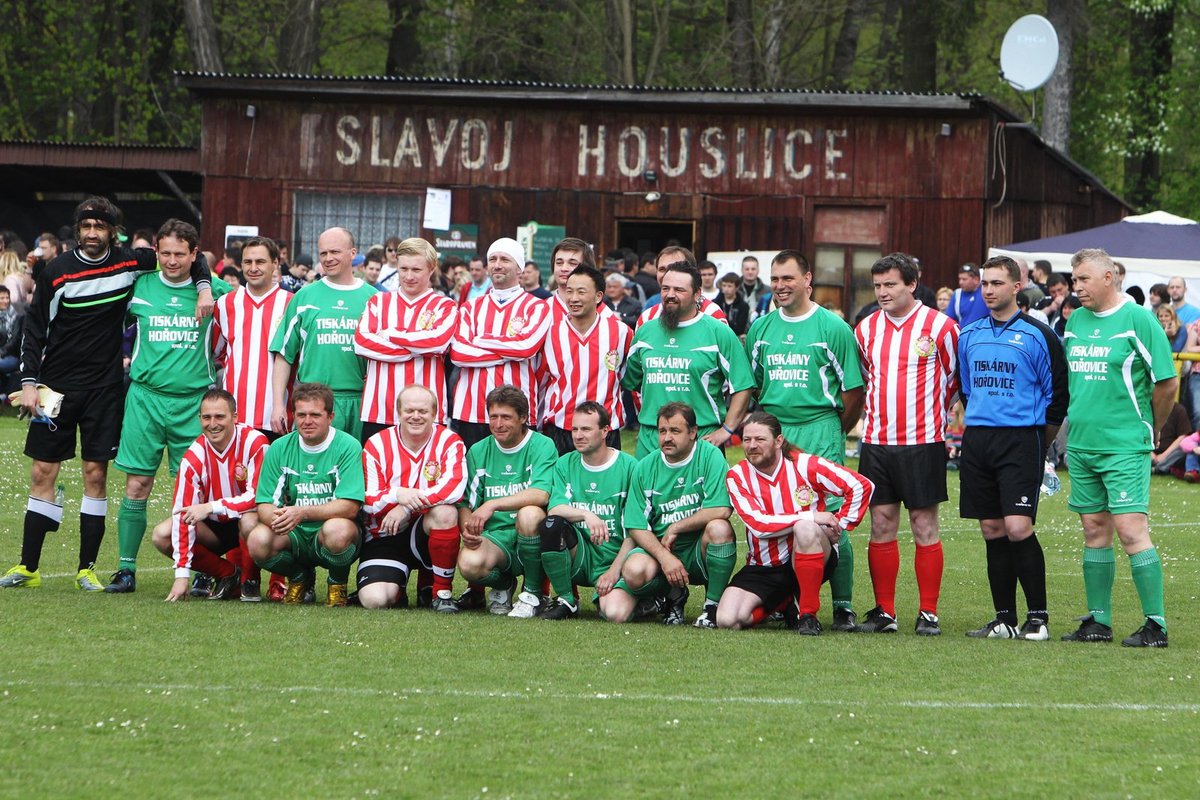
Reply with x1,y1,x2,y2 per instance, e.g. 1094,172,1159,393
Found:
352,253,366,267
959,263,979,276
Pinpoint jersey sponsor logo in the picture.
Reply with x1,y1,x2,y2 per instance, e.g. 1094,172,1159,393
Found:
913,335,936,358
785,334,794,342
335,299,347,309
503,463,514,474
168,296,182,308
794,485,814,508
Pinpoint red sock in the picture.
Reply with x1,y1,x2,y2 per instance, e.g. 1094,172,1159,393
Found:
241,545,261,584
792,552,826,616
914,541,944,615
748,606,770,626
868,540,900,617
427,526,460,594
191,544,236,579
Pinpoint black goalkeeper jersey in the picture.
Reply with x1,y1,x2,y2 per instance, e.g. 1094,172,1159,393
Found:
20,246,211,392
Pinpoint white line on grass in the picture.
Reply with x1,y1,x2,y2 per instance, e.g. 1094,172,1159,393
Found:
3,678,1195,715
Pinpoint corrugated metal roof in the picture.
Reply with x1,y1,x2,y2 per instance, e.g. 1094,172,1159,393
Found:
0,140,199,172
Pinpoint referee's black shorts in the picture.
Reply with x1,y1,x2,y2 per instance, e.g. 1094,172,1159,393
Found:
24,382,124,464
958,425,1044,523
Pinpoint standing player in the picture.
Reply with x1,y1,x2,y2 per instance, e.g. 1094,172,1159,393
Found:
746,249,865,631
247,383,364,606
354,237,457,440
957,256,1068,640
545,237,597,318
1061,248,1175,647
622,262,754,457
853,253,958,635
1,198,211,591
456,386,558,615
635,246,727,328
359,385,466,611
449,238,551,450
270,227,376,441
213,235,293,600
536,402,639,619
719,412,873,634
610,402,737,627
148,390,269,601
105,219,230,593
539,265,632,455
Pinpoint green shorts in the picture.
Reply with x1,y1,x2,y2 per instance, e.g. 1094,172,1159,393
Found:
333,392,363,442
567,536,619,588
1066,449,1151,515
616,534,707,596
782,414,845,512
636,424,718,458
114,383,201,477
482,529,524,577
287,525,362,570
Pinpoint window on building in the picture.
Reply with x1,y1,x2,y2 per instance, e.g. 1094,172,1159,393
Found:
292,191,420,256
813,206,885,319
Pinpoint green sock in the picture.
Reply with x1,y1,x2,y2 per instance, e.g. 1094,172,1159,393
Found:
830,533,854,610
1129,548,1167,631
631,573,670,598
517,534,545,596
703,541,737,604
116,498,148,572
541,547,574,600
1082,545,1116,627
316,542,357,585
260,550,302,581
480,567,513,589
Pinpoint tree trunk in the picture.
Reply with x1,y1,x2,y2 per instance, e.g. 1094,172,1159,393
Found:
181,0,224,73
604,0,637,84
1124,1,1175,210
898,0,936,92
760,0,787,86
278,0,320,73
642,0,672,85
1042,0,1081,155
875,0,901,87
830,0,869,90
385,0,423,76
727,0,759,87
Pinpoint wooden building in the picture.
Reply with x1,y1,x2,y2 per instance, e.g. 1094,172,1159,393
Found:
180,72,1128,315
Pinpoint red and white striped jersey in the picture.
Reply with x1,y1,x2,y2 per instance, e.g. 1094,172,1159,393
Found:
170,424,270,577
726,449,873,567
213,286,293,430
636,295,727,329
539,312,633,430
855,304,959,446
449,291,551,424
354,288,457,425
361,424,467,540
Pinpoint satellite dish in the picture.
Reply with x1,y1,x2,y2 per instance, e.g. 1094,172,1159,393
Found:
1000,15,1059,92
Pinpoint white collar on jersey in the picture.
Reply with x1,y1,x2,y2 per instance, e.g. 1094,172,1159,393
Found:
495,428,533,454
778,304,819,323
299,427,337,454
490,284,524,305
659,441,699,469
581,448,621,472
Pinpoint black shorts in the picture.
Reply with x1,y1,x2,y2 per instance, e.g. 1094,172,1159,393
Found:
361,421,390,444
540,422,622,457
959,426,1043,523
203,518,242,554
24,382,124,463
255,428,284,444
356,515,430,588
726,564,799,611
859,442,948,509
450,419,492,452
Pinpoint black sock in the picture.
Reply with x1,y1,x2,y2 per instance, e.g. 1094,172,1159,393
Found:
21,497,63,572
985,537,1018,626
78,514,105,571
1013,533,1048,623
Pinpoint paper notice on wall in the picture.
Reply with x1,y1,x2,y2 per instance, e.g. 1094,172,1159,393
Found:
423,188,452,230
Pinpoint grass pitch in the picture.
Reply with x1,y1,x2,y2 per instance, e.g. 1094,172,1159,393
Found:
0,414,1197,798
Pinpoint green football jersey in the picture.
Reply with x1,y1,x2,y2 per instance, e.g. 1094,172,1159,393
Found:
255,428,365,537
746,304,863,424
127,274,231,395
622,313,755,429
1064,301,1175,454
465,430,559,535
623,440,731,541
270,278,377,391
548,448,638,565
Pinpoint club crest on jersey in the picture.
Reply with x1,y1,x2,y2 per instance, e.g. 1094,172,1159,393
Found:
423,460,441,482
234,463,248,482
605,350,620,370
506,317,527,336
418,310,435,330
793,486,814,508
168,296,182,307
335,300,346,309
913,335,936,358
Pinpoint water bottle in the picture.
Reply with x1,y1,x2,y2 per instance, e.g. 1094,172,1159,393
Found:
54,483,65,506
1040,461,1061,496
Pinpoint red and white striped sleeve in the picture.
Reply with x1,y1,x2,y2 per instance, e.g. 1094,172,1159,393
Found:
466,295,552,361
802,454,874,531
423,428,467,507
939,317,960,409
450,300,505,367
726,463,806,537
170,441,209,577
362,431,398,523
354,293,414,364
212,427,270,518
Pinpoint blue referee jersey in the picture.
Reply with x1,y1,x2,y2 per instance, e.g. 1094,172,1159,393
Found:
957,311,1068,428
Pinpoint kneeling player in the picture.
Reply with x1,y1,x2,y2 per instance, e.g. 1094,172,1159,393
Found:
456,385,558,615
359,385,466,610
537,402,638,620
718,412,873,635
246,383,364,606
609,402,737,627
150,390,270,601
